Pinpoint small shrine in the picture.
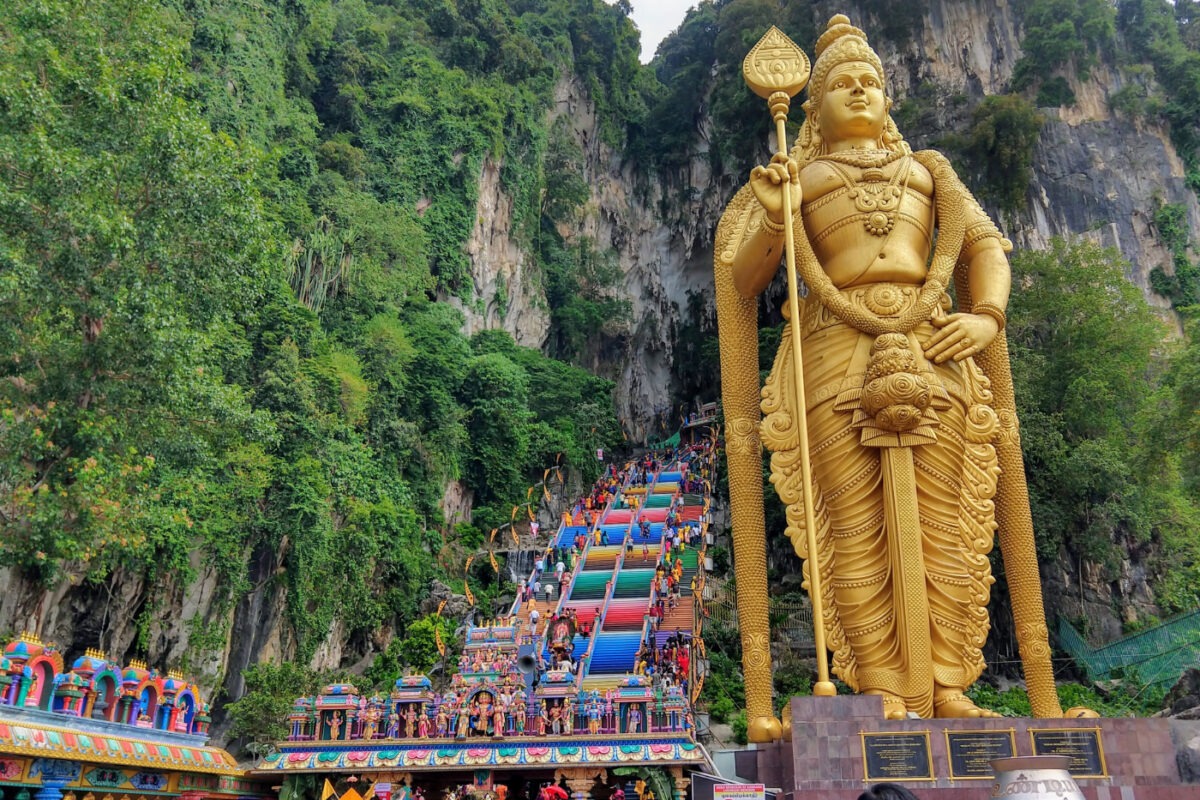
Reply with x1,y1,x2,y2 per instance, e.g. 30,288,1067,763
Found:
0,633,270,800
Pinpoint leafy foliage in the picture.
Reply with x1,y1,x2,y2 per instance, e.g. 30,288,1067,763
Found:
960,94,1045,212
0,0,625,673
1012,0,1116,104
1008,239,1200,608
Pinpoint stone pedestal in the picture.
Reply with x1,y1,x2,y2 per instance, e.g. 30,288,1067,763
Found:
742,695,1200,800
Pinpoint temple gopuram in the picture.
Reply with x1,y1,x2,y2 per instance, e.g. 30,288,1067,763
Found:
253,447,716,800
0,634,268,800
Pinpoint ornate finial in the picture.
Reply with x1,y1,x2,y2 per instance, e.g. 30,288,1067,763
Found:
815,14,868,58
130,658,148,671
85,647,108,661
742,26,810,101
167,669,185,680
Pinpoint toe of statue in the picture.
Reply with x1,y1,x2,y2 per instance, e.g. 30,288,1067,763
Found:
747,715,783,742
933,693,989,719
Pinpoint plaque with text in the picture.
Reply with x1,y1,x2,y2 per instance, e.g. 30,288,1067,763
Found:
1030,728,1107,778
945,729,1016,779
861,731,934,782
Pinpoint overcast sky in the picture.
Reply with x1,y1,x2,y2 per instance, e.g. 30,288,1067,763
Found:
621,0,695,62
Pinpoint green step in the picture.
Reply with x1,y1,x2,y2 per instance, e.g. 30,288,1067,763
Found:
570,571,609,599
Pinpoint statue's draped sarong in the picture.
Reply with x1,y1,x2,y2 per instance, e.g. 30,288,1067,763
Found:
761,286,1000,716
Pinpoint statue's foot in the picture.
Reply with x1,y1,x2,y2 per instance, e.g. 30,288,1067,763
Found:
868,691,908,720
746,715,783,742
933,691,999,719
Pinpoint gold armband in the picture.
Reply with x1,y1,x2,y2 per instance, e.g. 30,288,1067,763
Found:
759,213,787,236
972,301,1007,332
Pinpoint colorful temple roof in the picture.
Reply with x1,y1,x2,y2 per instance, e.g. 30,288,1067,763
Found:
0,633,262,799
0,717,242,775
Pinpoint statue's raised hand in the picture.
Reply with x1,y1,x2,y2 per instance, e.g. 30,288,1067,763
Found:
924,313,1000,363
749,153,801,224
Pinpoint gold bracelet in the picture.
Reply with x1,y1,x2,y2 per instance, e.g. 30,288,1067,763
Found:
972,300,1007,331
759,213,786,236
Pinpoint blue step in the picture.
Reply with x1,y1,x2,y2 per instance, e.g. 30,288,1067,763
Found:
587,632,642,674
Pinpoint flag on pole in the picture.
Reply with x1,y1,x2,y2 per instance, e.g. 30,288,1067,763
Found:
435,624,446,656
464,579,475,606
489,550,499,574
510,505,519,521
322,780,336,800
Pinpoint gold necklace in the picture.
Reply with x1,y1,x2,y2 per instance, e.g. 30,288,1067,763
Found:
817,148,904,169
824,157,913,237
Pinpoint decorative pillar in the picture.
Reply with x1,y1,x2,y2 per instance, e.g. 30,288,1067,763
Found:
670,768,689,800
558,769,600,800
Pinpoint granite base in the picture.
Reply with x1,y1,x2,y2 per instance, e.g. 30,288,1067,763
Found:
738,695,1200,799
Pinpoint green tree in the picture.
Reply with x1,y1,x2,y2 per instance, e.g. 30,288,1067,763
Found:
1007,239,1200,594
962,94,1044,211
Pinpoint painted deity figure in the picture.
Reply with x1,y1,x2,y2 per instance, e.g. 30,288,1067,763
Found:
493,702,506,738
720,15,1016,722
328,712,343,741
513,699,527,734
362,709,379,740
404,705,418,738
626,706,641,734
435,705,449,738
418,708,431,739
456,703,471,739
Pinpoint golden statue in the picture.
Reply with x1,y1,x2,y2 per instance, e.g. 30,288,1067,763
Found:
715,16,1071,740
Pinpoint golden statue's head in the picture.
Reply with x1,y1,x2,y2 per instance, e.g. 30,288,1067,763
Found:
793,14,909,162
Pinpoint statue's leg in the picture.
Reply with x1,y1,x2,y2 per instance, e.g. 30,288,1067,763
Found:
805,398,913,712
913,393,1000,719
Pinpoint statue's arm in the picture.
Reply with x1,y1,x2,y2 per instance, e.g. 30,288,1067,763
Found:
730,154,800,298
924,199,1012,363
962,235,1012,313
731,219,785,298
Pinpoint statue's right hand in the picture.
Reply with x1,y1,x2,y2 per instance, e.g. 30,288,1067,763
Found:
749,153,800,225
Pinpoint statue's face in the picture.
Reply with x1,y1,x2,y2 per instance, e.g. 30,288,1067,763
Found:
818,60,886,141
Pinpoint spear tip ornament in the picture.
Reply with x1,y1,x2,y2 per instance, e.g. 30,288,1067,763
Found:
742,25,810,101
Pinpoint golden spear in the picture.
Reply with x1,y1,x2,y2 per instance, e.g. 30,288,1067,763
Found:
742,27,836,699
